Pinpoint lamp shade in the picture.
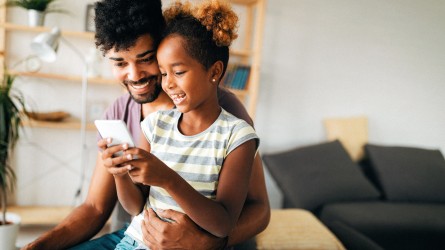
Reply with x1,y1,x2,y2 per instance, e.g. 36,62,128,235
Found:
31,27,61,62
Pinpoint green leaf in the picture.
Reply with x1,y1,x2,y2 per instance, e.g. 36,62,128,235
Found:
5,0,68,13
0,68,26,220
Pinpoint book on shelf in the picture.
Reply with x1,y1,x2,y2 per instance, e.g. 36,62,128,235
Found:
222,64,251,90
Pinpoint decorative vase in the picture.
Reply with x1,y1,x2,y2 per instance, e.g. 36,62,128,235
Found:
28,9,45,27
0,212,21,250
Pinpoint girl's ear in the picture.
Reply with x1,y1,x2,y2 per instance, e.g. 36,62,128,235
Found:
209,61,224,84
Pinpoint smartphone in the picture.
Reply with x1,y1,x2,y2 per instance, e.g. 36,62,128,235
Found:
94,120,135,156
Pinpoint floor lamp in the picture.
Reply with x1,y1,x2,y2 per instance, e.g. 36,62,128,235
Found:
30,27,89,203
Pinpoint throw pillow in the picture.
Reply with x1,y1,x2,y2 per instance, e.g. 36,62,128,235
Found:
263,140,380,212
365,144,445,202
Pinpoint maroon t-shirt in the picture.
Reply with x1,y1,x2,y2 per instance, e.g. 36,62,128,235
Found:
99,86,253,146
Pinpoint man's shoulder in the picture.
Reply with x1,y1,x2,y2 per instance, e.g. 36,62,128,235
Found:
113,93,133,106
217,86,253,126
104,93,139,120
220,109,250,127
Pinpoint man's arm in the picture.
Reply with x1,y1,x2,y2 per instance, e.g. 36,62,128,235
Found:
227,153,270,245
216,87,271,244
22,153,118,250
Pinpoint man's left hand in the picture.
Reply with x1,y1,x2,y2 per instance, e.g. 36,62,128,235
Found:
141,208,227,250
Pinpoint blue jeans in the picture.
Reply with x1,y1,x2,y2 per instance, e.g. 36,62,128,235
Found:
115,235,143,250
68,224,128,250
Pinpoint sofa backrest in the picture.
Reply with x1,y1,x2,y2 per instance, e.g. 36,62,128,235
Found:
263,140,381,213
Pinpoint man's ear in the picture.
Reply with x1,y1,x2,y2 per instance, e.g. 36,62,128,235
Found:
209,61,224,83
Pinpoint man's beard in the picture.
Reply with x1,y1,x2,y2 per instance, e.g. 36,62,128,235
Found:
124,76,163,104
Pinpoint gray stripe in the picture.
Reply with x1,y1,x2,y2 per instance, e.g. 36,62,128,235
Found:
227,134,259,154
150,188,178,207
156,119,174,131
177,171,219,183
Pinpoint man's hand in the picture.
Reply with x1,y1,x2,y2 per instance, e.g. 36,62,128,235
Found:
141,208,227,250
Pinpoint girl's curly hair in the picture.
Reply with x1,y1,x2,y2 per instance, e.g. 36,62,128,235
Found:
194,0,238,47
162,0,239,78
164,0,238,47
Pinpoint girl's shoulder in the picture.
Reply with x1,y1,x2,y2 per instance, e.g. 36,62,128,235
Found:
142,108,179,127
219,108,254,131
149,108,180,119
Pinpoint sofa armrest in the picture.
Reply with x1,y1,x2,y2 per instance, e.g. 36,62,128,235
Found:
255,209,345,250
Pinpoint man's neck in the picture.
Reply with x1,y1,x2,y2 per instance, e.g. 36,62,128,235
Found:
141,91,175,119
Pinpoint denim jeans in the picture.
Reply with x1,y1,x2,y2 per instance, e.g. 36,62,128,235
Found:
68,224,127,250
115,235,144,250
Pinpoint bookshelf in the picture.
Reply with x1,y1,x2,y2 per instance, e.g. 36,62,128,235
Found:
229,0,266,118
0,22,116,129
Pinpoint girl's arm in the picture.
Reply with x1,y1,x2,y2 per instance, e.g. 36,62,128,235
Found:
113,172,146,216
163,139,257,238
100,142,146,216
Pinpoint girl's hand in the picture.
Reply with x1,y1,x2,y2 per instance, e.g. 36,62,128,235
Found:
98,137,133,176
120,147,175,188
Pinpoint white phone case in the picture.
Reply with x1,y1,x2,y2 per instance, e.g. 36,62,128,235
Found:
94,120,135,148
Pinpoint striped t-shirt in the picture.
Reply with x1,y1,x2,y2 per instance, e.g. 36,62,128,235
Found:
125,108,259,245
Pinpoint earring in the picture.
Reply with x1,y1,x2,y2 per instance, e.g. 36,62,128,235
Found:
212,79,216,82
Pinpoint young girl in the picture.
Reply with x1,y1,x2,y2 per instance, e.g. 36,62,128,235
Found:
110,1,259,249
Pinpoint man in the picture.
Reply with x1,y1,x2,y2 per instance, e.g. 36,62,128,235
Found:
22,0,269,249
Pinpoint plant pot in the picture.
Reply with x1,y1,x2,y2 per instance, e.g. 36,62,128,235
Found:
28,9,45,27
0,212,21,250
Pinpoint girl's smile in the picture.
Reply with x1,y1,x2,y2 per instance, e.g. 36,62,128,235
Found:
169,92,187,105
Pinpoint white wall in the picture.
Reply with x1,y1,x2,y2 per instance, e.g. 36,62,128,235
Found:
8,0,445,207
257,0,445,207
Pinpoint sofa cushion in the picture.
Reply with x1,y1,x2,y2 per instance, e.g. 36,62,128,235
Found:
320,202,445,250
255,209,346,250
263,140,380,212
365,144,445,202
326,220,384,250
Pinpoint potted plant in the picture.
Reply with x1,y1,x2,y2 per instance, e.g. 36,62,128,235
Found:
0,69,26,250
6,0,68,26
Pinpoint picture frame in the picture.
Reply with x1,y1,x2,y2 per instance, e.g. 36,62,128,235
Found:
85,4,95,32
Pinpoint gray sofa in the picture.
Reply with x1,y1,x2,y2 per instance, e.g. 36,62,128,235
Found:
263,140,445,250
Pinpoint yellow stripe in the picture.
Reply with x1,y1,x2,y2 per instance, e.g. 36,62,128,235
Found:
151,181,218,198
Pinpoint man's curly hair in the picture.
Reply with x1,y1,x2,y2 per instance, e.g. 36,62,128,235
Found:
94,0,166,55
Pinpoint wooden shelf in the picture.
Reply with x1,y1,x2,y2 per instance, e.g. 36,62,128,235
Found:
7,205,112,226
9,70,117,85
1,22,94,39
7,206,74,225
22,117,96,130
231,49,252,57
